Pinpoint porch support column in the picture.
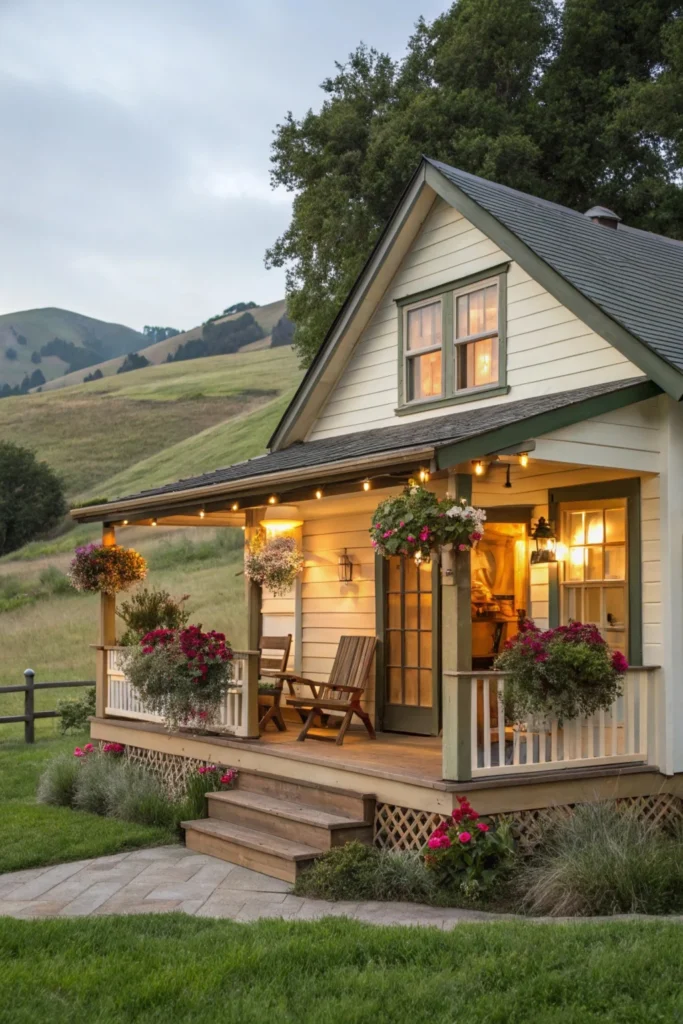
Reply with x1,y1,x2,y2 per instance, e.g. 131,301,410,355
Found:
95,523,116,719
243,510,261,739
442,473,473,781
659,398,683,775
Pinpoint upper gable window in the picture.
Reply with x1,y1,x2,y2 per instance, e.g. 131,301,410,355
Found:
398,264,509,415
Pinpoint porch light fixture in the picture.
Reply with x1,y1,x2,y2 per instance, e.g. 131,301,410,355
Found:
519,452,529,468
338,548,353,583
363,479,371,492
260,504,303,536
418,468,430,483
473,460,485,476
530,517,557,564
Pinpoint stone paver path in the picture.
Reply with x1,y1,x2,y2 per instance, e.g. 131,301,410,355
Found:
0,846,498,927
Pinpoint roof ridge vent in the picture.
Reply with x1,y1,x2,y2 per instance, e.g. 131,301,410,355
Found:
585,205,621,229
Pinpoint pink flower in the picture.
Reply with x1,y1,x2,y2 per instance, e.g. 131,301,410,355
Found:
406,534,415,543
611,651,629,673
458,831,472,843
197,766,208,775
427,834,452,850
458,543,468,551
471,531,482,541
83,743,94,753
103,742,124,755
220,770,236,785
73,747,86,758
476,822,490,832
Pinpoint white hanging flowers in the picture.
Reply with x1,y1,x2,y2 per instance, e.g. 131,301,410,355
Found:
244,533,304,596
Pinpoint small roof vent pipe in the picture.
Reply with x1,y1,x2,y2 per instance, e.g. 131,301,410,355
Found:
584,205,621,229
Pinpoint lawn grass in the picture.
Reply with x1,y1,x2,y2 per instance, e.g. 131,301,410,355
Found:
0,737,176,874
0,915,681,1023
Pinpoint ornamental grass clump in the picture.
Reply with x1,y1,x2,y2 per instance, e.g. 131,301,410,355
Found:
36,752,81,807
123,625,233,730
517,802,683,917
181,765,238,820
370,483,485,562
294,841,438,905
244,534,304,596
68,543,147,594
423,796,515,899
495,619,627,724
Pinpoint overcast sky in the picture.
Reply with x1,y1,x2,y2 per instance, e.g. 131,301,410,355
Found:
0,0,445,331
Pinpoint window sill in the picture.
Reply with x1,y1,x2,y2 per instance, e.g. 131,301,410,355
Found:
395,384,510,417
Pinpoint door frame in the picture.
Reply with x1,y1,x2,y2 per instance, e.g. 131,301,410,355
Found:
375,553,442,735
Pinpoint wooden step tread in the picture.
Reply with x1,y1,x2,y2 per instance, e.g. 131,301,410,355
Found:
237,767,375,802
181,818,320,862
207,790,367,830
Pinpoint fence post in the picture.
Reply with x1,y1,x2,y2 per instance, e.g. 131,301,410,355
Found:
24,669,35,744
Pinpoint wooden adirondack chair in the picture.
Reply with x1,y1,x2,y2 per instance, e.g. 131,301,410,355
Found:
257,634,292,732
283,635,378,745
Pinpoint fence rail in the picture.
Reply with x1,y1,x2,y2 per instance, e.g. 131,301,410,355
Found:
443,666,660,781
0,670,95,743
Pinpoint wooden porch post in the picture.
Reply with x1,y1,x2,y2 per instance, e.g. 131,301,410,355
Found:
442,473,473,781
95,523,116,719
244,510,261,738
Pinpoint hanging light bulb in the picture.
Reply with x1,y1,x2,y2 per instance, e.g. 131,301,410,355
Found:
363,479,371,492
315,488,323,500
418,468,430,483
473,460,485,476
519,452,529,469
151,518,158,527
231,502,239,512
268,495,278,505
199,508,206,519
122,519,129,526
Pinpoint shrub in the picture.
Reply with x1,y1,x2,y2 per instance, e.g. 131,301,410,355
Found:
104,763,178,828
68,543,147,594
39,565,73,596
117,587,190,645
0,442,67,556
123,626,233,730
516,802,683,917
56,687,96,733
294,842,438,904
36,753,81,807
71,749,113,815
422,797,515,898
244,534,304,596
495,619,626,723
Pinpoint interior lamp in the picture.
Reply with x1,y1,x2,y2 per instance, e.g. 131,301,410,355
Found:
530,517,557,564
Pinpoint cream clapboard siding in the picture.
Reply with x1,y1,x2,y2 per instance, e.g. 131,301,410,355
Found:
307,198,644,441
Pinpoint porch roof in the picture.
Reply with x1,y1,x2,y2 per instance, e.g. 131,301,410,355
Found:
72,376,659,523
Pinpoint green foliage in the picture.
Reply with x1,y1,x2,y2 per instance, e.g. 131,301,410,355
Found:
0,441,66,556
495,621,625,722
56,687,96,733
40,336,101,373
180,765,230,820
294,841,438,904
36,752,81,807
117,587,190,645
83,368,103,382
71,750,112,815
117,351,151,374
270,313,295,348
148,530,243,571
143,325,180,342
268,0,683,365
370,484,485,560
517,802,683,916
423,797,515,898
169,312,265,363
39,565,73,595
103,762,179,828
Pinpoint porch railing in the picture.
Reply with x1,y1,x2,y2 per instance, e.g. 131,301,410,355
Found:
104,647,259,738
443,667,660,781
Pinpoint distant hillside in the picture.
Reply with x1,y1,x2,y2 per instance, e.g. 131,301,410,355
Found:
0,307,145,388
0,345,302,498
39,298,288,393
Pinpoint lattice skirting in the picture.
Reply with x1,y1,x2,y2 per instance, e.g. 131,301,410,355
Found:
374,793,683,852
120,745,235,799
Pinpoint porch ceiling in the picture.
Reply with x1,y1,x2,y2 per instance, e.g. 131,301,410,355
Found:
71,377,659,525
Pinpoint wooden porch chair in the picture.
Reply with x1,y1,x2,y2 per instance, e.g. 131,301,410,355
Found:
284,635,378,746
257,634,292,732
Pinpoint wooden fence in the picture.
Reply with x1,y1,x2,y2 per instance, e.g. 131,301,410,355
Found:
0,670,95,743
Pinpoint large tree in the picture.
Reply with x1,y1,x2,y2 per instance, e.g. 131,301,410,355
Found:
0,443,66,556
267,0,683,366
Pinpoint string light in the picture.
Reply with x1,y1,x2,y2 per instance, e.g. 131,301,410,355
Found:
122,519,128,526
315,488,323,500
418,468,430,483
199,508,206,518
473,460,485,476
231,502,239,512
363,479,371,492
519,452,529,469
268,495,278,505
151,518,158,527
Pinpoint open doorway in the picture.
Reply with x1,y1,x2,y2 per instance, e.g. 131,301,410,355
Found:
471,515,530,670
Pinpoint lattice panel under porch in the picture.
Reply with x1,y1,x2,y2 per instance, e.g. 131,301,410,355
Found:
120,744,233,799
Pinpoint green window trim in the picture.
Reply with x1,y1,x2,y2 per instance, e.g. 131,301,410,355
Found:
547,478,642,666
396,263,509,414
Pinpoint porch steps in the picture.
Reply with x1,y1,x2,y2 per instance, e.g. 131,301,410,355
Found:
181,770,376,883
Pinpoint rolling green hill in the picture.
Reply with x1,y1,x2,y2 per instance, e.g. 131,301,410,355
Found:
0,345,302,498
0,307,145,388
38,298,287,393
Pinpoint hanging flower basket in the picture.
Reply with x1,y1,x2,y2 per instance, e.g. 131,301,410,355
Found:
68,543,147,594
369,483,486,562
244,533,304,596
494,619,627,724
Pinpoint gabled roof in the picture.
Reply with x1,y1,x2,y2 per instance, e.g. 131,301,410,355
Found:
270,158,683,449
72,377,659,522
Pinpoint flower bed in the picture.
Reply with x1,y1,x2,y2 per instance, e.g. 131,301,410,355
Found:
423,796,514,899
370,482,486,562
68,543,147,594
495,619,627,723
122,625,233,730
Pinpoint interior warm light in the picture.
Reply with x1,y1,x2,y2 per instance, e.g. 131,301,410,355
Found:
519,453,529,469
315,489,323,500
570,546,585,566
363,479,371,491
587,520,604,544
555,542,568,562
473,460,485,476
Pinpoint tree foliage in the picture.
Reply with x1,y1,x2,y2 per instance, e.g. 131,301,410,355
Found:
142,326,180,343
117,352,151,374
267,0,683,365
167,312,264,363
0,442,66,556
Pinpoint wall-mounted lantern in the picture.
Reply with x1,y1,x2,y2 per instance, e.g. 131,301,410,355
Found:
338,548,353,583
530,517,557,564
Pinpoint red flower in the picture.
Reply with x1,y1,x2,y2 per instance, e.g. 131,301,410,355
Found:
458,831,472,843
476,822,490,832
611,650,629,673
